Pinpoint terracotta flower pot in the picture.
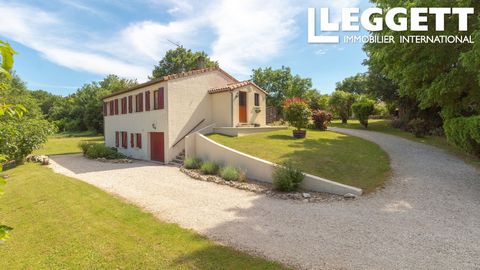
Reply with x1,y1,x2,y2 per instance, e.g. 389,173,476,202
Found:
292,129,306,138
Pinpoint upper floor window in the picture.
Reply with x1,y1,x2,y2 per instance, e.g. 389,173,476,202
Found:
153,87,164,110
128,95,133,113
145,91,151,111
121,97,127,114
135,93,144,112
114,99,119,115
254,93,260,106
103,102,107,115
109,101,114,116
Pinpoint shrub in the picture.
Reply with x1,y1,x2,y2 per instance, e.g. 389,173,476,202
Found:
183,157,203,169
444,116,480,157
408,118,428,138
391,118,408,130
352,98,375,128
312,110,333,130
0,119,56,163
272,161,304,192
79,142,95,154
219,166,244,181
373,102,389,118
84,143,126,159
283,98,312,130
328,91,355,124
200,161,219,175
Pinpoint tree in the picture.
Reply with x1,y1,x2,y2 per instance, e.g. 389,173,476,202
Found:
305,89,329,111
364,0,480,121
352,96,375,128
251,66,313,114
329,91,355,124
335,73,368,95
30,90,61,117
150,46,217,79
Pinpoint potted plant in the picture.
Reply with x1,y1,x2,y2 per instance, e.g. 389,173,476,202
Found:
254,107,261,113
283,97,312,138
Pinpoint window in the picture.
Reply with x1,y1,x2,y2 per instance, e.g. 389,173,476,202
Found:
115,131,119,147
103,102,107,115
254,93,260,106
130,133,134,148
121,97,127,114
114,99,119,115
109,101,114,116
136,133,142,148
121,132,128,148
135,93,143,112
128,95,133,113
145,91,151,111
153,87,164,110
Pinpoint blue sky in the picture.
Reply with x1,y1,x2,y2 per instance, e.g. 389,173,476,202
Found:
0,0,372,96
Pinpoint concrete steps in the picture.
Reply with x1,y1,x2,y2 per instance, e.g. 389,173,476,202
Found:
169,150,185,167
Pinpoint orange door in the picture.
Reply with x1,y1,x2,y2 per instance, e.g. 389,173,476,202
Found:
150,132,164,162
239,91,247,123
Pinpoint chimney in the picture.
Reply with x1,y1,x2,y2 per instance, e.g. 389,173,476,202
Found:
197,56,205,69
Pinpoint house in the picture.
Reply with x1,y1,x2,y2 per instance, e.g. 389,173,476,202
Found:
102,66,277,163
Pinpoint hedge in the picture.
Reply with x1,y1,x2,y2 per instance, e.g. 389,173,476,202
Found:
444,116,480,157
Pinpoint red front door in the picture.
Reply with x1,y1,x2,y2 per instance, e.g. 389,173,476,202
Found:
150,132,165,162
239,91,247,123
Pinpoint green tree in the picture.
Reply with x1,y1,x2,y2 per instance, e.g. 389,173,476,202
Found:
251,66,313,114
329,91,355,124
352,96,375,128
30,90,62,117
364,0,480,121
305,89,329,110
335,73,368,95
150,46,217,79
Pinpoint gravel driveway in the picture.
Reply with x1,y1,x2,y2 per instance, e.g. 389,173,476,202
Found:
50,128,480,270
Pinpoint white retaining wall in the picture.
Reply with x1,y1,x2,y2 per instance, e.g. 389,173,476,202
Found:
185,132,362,196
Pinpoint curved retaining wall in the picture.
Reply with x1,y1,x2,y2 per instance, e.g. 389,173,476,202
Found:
185,132,362,196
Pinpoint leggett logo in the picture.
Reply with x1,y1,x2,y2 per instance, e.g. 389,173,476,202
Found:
308,7,475,44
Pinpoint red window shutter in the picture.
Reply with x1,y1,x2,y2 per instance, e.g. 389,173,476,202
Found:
103,102,107,115
145,91,150,111
136,133,142,149
110,101,114,116
128,96,133,113
130,133,134,147
158,87,164,109
139,93,144,112
121,98,126,114
115,131,119,147
153,90,158,110
114,99,119,115
122,132,127,148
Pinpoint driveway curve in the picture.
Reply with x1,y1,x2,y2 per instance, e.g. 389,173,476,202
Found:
50,128,480,270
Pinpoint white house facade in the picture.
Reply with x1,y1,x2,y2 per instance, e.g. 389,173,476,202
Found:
102,67,270,163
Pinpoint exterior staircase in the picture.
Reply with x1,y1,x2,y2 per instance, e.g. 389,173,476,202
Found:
169,150,185,167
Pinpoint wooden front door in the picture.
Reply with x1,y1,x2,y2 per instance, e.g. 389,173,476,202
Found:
150,132,165,162
239,91,247,123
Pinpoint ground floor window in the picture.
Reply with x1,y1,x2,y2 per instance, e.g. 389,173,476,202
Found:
136,133,142,148
121,132,128,149
130,133,134,148
115,131,119,147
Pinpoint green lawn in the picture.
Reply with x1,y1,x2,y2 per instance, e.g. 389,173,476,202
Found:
330,119,480,169
33,132,104,156
208,129,390,193
0,163,286,269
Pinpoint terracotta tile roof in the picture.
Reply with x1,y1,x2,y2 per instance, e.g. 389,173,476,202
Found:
102,66,238,100
208,80,268,95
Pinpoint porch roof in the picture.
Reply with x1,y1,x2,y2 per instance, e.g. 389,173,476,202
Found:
208,80,268,95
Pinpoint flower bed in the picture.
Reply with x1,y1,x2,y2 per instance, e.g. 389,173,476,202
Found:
180,167,347,203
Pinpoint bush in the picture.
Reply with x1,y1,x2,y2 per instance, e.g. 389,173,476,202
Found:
408,118,428,138
79,142,95,154
0,119,56,163
272,161,304,192
373,102,389,118
352,98,375,128
83,143,126,159
219,166,245,181
328,91,355,124
444,116,480,157
391,118,408,130
283,98,312,130
200,161,219,175
312,110,333,130
183,157,203,169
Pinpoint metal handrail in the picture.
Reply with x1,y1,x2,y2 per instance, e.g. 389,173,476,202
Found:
172,119,205,147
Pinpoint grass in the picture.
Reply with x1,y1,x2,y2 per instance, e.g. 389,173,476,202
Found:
330,119,480,169
33,132,104,156
0,163,286,269
207,129,390,193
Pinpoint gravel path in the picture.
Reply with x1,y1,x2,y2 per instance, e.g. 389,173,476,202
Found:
50,128,480,270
